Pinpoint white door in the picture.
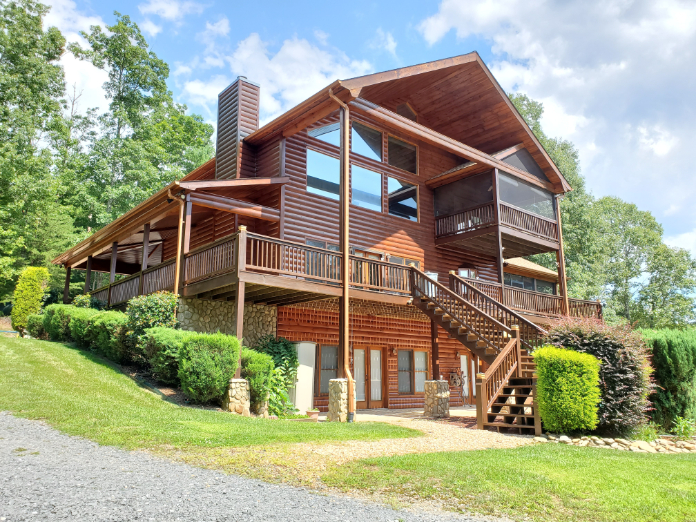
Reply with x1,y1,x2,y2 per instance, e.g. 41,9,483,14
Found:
290,342,316,413
460,355,469,400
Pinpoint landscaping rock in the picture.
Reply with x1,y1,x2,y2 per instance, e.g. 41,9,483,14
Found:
533,437,548,443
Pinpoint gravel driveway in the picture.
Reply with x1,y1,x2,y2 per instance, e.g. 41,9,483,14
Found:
0,413,508,522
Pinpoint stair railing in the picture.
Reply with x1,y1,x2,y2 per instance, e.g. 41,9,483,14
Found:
449,272,547,352
410,267,512,354
475,326,520,429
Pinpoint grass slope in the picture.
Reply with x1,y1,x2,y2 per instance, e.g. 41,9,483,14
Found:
0,337,417,449
324,444,696,522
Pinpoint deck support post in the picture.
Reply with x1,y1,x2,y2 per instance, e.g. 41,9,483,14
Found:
139,224,150,295
475,372,486,430
63,266,71,304
555,195,569,315
234,225,248,380
492,169,506,305
332,91,355,419
84,256,92,294
430,320,440,380
107,241,118,307
172,191,185,295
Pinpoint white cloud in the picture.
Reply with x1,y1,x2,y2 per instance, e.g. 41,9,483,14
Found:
371,28,397,57
138,0,206,22
205,17,230,37
182,75,232,113
44,0,110,114
140,19,162,37
665,231,696,257
419,0,696,240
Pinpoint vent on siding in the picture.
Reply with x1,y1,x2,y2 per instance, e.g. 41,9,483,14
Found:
215,76,260,180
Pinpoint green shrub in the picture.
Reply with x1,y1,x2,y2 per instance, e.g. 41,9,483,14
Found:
26,314,47,340
89,311,129,363
241,348,275,413
43,304,74,342
253,335,298,390
178,333,241,404
671,416,696,440
68,308,101,347
125,292,179,359
11,267,49,335
534,346,601,433
632,421,661,442
640,329,696,430
544,318,652,435
142,327,196,384
72,294,92,308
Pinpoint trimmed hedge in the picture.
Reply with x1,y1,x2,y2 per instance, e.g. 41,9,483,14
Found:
68,308,102,347
142,327,196,384
178,332,241,404
89,311,129,363
241,348,275,413
26,314,47,339
126,292,179,359
534,346,601,433
545,318,652,435
72,294,92,308
11,267,49,335
641,329,696,429
43,304,74,342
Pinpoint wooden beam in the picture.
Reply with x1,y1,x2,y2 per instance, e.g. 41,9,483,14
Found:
176,177,290,190
109,242,118,284
173,198,185,295
279,184,286,240
350,98,560,193
555,196,570,315
493,170,505,304
141,224,150,272
183,197,193,254
233,225,248,379
282,99,339,138
63,266,71,304
189,192,281,222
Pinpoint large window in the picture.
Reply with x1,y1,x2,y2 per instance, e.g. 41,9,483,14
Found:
388,136,417,174
318,345,338,394
499,171,555,219
351,122,382,161
351,165,382,211
398,350,428,394
308,122,340,147
388,177,418,221
307,149,340,200
504,273,556,295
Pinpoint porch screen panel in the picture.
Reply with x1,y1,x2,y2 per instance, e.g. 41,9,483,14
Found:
434,171,493,217
414,351,427,393
370,349,382,401
499,171,555,219
354,348,366,402
398,350,413,394
320,345,338,394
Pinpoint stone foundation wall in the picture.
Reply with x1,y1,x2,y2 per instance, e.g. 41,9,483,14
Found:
424,380,450,418
221,379,250,416
177,298,276,347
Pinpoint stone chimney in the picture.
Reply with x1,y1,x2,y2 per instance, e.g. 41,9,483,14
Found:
215,76,260,179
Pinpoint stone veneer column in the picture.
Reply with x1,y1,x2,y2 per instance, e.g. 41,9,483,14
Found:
221,379,250,416
328,378,350,422
424,380,450,418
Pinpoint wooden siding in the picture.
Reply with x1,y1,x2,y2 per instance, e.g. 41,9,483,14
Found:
277,305,476,409
216,78,260,180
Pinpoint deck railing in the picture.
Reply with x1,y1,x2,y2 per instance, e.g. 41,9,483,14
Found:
499,202,559,242
435,202,496,238
350,256,411,295
142,260,176,294
450,273,546,352
185,235,237,284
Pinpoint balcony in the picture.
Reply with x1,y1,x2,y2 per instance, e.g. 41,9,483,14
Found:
90,231,601,322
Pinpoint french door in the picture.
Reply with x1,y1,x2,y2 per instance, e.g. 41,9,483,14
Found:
353,346,385,409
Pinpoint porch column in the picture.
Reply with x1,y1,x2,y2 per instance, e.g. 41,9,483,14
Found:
107,241,118,307
492,169,506,304
139,224,149,295
333,93,355,418
555,195,569,315
430,320,440,380
233,225,247,379
62,266,71,304
173,195,185,294
84,256,92,294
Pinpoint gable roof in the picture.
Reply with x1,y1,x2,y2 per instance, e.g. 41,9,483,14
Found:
246,52,571,193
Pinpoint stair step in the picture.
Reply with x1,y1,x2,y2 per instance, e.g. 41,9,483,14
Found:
419,296,429,302
427,302,436,309
476,340,487,348
488,413,536,418
483,422,536,428
496,393,533,398
441,314,453,321
457,327,468,335
434,308,445,315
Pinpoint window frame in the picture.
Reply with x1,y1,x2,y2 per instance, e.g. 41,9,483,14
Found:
397,349,429,396
386,175,420,223
387,133,419,175
350,120,384,163
305,146,341,202
350,163,383,212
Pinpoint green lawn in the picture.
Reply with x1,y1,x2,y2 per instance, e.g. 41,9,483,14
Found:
0,337,417,449
323,444,696,522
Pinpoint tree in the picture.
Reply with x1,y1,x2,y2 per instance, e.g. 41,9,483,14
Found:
11,266,49,335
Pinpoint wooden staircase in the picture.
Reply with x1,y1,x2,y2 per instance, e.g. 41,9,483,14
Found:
409,268,544,435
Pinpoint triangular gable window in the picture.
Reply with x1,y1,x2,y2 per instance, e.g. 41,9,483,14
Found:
499,147,550,183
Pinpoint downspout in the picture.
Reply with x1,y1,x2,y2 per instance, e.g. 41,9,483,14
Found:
328,87,356,420
169,189,186,317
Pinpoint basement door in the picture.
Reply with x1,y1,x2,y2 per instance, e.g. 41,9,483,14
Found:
354,346,385,409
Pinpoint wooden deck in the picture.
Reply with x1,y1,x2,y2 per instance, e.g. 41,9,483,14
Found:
90,230,601,321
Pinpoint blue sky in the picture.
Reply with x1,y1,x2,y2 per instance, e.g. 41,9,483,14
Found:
46,0,696,256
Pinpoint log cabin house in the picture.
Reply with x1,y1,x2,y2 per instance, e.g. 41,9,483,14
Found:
53,53,602,432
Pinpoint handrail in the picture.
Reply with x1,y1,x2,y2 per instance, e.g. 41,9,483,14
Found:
483,336,519,410
435,202,496,238
499,202,559,242
435,201,495,220
186,232,239,257
142,258,175,275
499,201,558,225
